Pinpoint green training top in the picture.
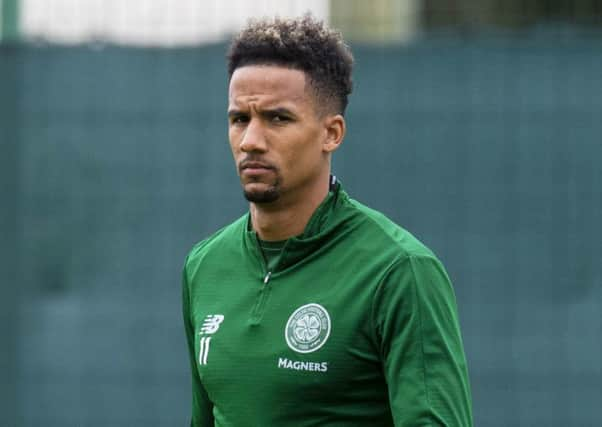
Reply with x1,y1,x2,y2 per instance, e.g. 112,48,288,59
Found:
182,183,473,426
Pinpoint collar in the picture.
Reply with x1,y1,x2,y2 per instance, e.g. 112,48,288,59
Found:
243,178,352,274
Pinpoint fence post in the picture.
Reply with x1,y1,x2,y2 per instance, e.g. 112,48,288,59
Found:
1,0,19,41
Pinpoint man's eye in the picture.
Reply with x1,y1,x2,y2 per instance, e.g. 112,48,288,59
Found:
231,116,248,124
271,115,289,123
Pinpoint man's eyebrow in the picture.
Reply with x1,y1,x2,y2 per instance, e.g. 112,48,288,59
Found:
228,107,296,118
261,107,295,117
227,109,246,118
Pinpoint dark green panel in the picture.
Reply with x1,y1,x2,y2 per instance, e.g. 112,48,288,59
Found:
0,44,19,426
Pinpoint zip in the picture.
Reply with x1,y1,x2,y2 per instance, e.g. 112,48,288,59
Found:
255,233,277,285
249,234,276,325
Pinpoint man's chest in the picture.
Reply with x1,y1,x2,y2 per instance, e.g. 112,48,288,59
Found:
188,267,386,407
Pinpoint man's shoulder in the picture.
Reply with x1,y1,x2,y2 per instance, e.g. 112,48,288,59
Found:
344,196,435,260
185,214,247,267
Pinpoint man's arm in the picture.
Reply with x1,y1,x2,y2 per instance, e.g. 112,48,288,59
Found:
182,263,215,427
372,254,473,427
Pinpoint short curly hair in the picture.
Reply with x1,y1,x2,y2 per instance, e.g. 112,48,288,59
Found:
227,14,354,115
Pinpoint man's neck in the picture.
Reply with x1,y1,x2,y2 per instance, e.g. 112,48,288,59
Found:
250,182,330,241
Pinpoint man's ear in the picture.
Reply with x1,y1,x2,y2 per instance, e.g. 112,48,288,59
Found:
323,114,345,153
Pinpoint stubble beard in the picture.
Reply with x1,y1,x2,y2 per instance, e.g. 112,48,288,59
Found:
243,178,281,204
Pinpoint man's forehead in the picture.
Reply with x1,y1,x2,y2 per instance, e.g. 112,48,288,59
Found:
228,94,304,111
228,65,309,104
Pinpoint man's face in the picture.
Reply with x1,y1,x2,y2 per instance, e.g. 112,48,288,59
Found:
228,65,331,205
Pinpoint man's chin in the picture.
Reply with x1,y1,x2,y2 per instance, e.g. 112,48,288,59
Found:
243,186,280,204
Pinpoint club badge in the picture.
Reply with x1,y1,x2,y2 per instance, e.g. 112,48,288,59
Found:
285,303,331,353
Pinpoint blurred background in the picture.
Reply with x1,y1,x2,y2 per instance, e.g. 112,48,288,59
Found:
1,0,601,426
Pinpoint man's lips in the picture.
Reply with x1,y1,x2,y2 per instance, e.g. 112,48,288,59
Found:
239,161,275,174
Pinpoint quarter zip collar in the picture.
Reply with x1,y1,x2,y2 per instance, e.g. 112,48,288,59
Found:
243,180,352,277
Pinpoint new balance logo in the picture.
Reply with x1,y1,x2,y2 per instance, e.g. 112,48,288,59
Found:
200,314,224,335
198,314,224,365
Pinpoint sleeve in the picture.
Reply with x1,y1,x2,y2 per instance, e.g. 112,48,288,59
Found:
182,261,215,427
372,254,473,427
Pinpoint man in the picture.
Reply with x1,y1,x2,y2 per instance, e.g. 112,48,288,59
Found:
183,15,473,426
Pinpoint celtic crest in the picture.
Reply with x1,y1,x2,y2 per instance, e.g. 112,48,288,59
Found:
285,303,331,353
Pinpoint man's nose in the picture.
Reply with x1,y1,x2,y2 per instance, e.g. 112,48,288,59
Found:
240,119,267,152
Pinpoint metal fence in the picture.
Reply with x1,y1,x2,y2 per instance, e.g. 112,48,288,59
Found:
2,2,602,426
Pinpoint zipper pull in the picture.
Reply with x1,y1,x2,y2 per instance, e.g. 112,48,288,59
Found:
263,271,272,284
